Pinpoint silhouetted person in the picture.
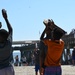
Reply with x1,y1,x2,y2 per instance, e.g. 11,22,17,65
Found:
0,9,15,75
15,55,19,66
21,56,27,66
40,19,66,75
72,46,75,65
34,48,40,75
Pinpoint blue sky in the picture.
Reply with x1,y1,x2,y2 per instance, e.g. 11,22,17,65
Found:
0,0,75,41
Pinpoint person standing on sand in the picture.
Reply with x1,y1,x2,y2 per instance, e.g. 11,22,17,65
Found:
72,46,75,65
34,48,40,75
0,9,15,75
39,19,66,75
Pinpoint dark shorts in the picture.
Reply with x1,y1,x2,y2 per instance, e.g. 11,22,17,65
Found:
35,64,40,72
22,61,26,63
44,66,62,75
72,56,75,60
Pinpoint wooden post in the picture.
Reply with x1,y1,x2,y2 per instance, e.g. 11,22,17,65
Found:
65,43,70,65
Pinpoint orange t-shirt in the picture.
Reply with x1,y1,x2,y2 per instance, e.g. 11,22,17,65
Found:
43,39,64,66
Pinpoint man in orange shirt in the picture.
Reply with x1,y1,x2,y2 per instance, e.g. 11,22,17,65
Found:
39,19,66,75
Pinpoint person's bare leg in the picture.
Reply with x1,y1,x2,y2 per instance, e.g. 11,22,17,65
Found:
39,70,40,75
72,60,74,65
35,72,38,75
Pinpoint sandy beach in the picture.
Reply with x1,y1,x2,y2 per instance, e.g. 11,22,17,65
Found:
14,65,75,75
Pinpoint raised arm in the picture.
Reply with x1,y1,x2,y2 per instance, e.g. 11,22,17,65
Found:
40,28,46,40
2,9,12,34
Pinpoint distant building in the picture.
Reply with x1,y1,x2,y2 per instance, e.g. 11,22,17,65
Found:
62,29,75,49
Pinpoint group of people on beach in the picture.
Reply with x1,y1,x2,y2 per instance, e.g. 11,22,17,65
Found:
0,8,75,75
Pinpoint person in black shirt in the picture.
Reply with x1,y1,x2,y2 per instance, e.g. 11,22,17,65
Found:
72,46,75,65
0,9,15,75
34,48,40,75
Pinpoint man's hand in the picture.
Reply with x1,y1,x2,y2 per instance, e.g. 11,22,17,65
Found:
2,9,7,19
40,68,44,75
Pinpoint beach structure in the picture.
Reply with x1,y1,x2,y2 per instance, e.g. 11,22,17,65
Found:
12,29,75,65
